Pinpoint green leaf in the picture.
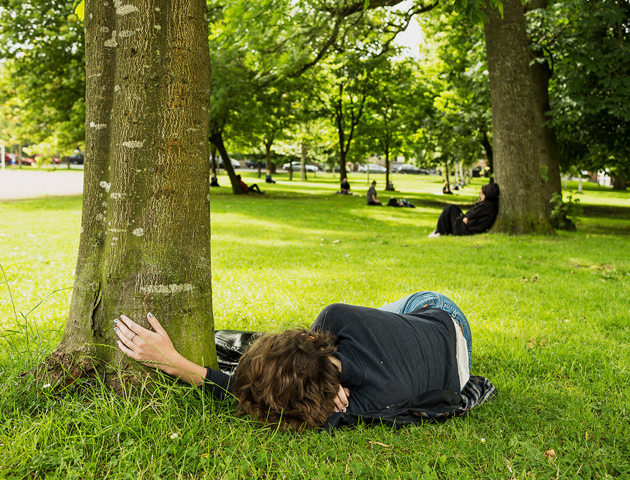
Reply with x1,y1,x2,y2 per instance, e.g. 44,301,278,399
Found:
73,0,84,20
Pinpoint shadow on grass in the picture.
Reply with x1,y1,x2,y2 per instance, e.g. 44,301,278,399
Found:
582,204,630,220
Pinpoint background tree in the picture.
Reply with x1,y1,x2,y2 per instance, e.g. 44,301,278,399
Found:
356,57,420,190
546,0,630,191
0,0,85,155
417,5,492,186
315,53,373,181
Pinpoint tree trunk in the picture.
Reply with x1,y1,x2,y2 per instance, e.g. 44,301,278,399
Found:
483,0,553,234
481,130,493,175
444,160,451,193
385,148,394,191
336,89,348,181
528,0,562,219
339,150,347,182
18,144,22,168
210,131,242,194
300,141,307,181
612,175,627,191
210,145,217,176
257,161,262,178
40,0,217,390
264,140,272,173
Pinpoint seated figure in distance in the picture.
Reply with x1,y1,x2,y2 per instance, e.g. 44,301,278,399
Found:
366,180,382,206
428,183,500,238
237,174,264,194
339,177,351,194
210,172,220,187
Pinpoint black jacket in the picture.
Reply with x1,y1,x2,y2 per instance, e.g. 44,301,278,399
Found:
458,200,498,235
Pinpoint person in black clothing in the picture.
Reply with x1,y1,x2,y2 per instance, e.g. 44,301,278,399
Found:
210,172,220,187
340,177,351,194
113,292,473,431
265,170,276,184
428,183,500,237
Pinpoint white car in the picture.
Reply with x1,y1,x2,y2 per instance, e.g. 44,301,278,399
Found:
283,161,318,172
360,163,387,173
217,158,241,170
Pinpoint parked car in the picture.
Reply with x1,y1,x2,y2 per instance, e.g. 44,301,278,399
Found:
282,161,318,172
217,158,241,170
246,159,263,169
395,164,429,175
19,156,37,166
359,163,387,173
69,153,84,164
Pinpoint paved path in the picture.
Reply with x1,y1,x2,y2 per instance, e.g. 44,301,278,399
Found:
0,169,84,201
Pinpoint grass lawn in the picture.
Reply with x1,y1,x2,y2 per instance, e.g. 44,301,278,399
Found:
1,172,629,479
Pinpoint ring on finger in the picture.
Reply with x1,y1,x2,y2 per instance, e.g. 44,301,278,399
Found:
130,333,137,341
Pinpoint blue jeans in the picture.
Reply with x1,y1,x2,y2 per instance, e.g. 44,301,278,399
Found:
378,291,472,370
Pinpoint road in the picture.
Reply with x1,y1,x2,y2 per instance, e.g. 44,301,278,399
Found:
0,169,84,201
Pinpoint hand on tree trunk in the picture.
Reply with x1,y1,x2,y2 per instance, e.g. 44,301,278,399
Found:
115,313,206,386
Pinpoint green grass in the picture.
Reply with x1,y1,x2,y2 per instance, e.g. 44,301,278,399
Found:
1,172,629,479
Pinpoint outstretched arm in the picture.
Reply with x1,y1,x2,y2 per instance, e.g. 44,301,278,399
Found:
115,313,206,386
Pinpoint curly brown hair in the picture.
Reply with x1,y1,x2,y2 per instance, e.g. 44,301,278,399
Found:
232,329,340,431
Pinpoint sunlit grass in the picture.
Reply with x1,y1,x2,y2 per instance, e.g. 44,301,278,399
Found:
1,173,629,478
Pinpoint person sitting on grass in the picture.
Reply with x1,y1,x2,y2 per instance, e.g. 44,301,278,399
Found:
237,174,264,194
366,180,382,206
114,292,483,431
340,177,351,194
265,170,276,184
210,172,220,187
428,183,500,238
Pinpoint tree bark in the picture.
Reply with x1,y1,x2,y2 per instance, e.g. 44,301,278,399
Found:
300,141,307,181
483,0,553,234
384,148,394,191
43,0,217,390
481,130,493,175
264,140,272,173
527,0,563,219
444,160,451,193
335,85,348,181
612,175,627,191
210,130,243,194
210,145,217,176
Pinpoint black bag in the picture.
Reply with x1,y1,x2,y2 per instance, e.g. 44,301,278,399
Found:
387,197,401,207
215,330,263,371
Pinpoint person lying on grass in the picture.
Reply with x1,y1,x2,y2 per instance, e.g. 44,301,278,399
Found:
114,292,472,430
428,183,500,238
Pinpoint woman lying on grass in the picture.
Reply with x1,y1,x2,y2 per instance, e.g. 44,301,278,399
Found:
114,292,473,430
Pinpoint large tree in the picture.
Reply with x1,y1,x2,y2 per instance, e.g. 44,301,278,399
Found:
483,0,553,234
42,0,216,387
